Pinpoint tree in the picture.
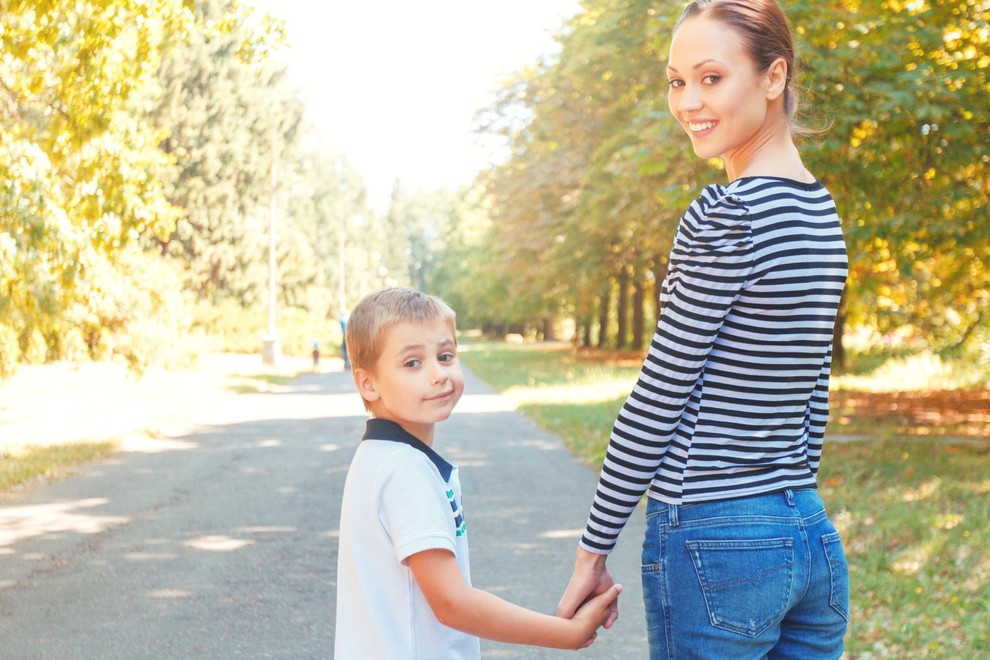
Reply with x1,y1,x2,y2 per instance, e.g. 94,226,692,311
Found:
793,0,989,360
278,143,369,318
476,0,698,343
152,0,298,305
470,0,989,362
0,0,189,371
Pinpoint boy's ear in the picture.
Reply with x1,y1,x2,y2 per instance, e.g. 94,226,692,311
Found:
352,367,381,403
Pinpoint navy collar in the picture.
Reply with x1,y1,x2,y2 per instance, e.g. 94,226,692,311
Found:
362,418,454,482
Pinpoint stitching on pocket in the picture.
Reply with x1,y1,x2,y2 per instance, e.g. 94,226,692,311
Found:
686,537,794,638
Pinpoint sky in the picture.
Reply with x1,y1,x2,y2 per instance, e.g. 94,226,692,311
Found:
251,1,582,211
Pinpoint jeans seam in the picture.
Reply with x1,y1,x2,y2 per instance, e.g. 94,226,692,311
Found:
822,532,850,622
675,515,801,529
659,525,674,655
796,523,812,607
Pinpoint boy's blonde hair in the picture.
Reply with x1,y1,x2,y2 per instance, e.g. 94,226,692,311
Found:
345,288,457,373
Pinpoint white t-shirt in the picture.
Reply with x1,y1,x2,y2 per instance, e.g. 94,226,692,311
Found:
335,419,479,660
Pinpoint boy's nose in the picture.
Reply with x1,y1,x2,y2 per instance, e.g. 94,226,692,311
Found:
431,364,449,384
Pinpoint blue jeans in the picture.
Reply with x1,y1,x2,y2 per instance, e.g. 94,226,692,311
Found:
641,489,849,659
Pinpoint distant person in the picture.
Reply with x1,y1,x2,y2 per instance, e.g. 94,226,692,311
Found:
334,287,622,659
311,339,320,372
338,308,350,371
557,1,850,658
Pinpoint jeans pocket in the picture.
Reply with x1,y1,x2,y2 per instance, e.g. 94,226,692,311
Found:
685,537,794,637
822,531,850,621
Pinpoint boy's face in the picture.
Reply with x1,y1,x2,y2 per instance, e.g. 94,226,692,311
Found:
354,319,464,443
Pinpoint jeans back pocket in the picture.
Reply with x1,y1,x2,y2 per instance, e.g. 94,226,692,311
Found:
685,537,794,637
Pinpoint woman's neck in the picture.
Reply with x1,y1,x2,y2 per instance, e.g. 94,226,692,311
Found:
724,117,814,183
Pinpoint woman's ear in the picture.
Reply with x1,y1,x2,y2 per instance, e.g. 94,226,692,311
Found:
764,57,788,101
353,367,381,403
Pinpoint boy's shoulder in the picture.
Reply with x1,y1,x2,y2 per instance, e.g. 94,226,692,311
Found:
357,419,456,482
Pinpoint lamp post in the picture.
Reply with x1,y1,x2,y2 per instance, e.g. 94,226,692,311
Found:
261,124,280,366
338,220,345,313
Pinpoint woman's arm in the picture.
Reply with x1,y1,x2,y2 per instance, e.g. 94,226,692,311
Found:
581,189,755,553
407,548,622,650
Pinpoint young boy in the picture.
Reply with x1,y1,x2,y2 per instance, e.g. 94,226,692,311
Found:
334,287,621,659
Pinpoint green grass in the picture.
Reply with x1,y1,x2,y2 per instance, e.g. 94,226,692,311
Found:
224,368,312,394
819,441,989,657
0,442,118,492
462,342,638,463
460,341,990,658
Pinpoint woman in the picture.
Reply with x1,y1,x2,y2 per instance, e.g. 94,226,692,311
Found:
557,1,850,658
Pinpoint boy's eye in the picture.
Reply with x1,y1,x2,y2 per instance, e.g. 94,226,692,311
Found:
404,359,422,369
438,352,456,363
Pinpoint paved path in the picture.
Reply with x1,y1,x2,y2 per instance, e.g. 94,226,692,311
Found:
0,364,648,658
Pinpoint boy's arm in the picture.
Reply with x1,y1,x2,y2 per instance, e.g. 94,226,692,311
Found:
407,548,622,650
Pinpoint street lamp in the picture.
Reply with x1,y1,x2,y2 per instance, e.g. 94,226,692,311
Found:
261,124,280,366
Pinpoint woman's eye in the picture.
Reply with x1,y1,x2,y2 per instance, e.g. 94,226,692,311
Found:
667,79,683,89
702,74,721,85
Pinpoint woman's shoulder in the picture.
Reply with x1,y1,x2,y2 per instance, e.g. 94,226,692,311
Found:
725,176,829,202
687,183,751,224
677,184,753,252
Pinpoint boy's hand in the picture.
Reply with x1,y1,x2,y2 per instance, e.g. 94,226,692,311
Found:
569,583,623,649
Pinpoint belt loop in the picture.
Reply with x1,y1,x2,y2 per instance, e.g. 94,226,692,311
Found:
784,489,795,507
668,503,679,527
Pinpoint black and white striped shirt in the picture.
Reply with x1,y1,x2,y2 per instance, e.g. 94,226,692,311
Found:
581,177,848,554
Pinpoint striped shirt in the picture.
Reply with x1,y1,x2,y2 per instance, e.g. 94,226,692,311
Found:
581,176,848,554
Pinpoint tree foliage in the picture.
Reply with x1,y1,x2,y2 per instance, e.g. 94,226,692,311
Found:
0,0,189,373
152,0,299,305
2,0,985,376
793,0,989,355
0,0,375,374
464,0,988,360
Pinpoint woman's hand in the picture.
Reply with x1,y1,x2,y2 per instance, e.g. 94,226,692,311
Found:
557,547,618,630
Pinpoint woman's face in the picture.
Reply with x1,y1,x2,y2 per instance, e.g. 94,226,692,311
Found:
666,15,778,162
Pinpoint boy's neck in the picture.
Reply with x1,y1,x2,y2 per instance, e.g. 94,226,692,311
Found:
369,411,435,447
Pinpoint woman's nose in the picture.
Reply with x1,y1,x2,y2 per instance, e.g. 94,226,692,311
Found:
675,85,703,113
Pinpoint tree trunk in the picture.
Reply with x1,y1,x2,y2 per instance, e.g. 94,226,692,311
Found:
616,268,629,350
543,314,556,341
597,284,611,349
653,261,666,323
632,272,646,351
831,292,847,373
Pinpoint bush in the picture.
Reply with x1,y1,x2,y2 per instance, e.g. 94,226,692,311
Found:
194,299,344,360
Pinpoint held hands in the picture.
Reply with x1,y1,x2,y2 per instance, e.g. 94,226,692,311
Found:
558,548,619,631
566,582,623,649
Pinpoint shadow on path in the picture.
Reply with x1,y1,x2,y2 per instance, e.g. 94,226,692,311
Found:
0,364,648,659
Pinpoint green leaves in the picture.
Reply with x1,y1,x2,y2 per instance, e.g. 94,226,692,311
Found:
0,0,299,370
795,0,989,355
464,0,988,356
